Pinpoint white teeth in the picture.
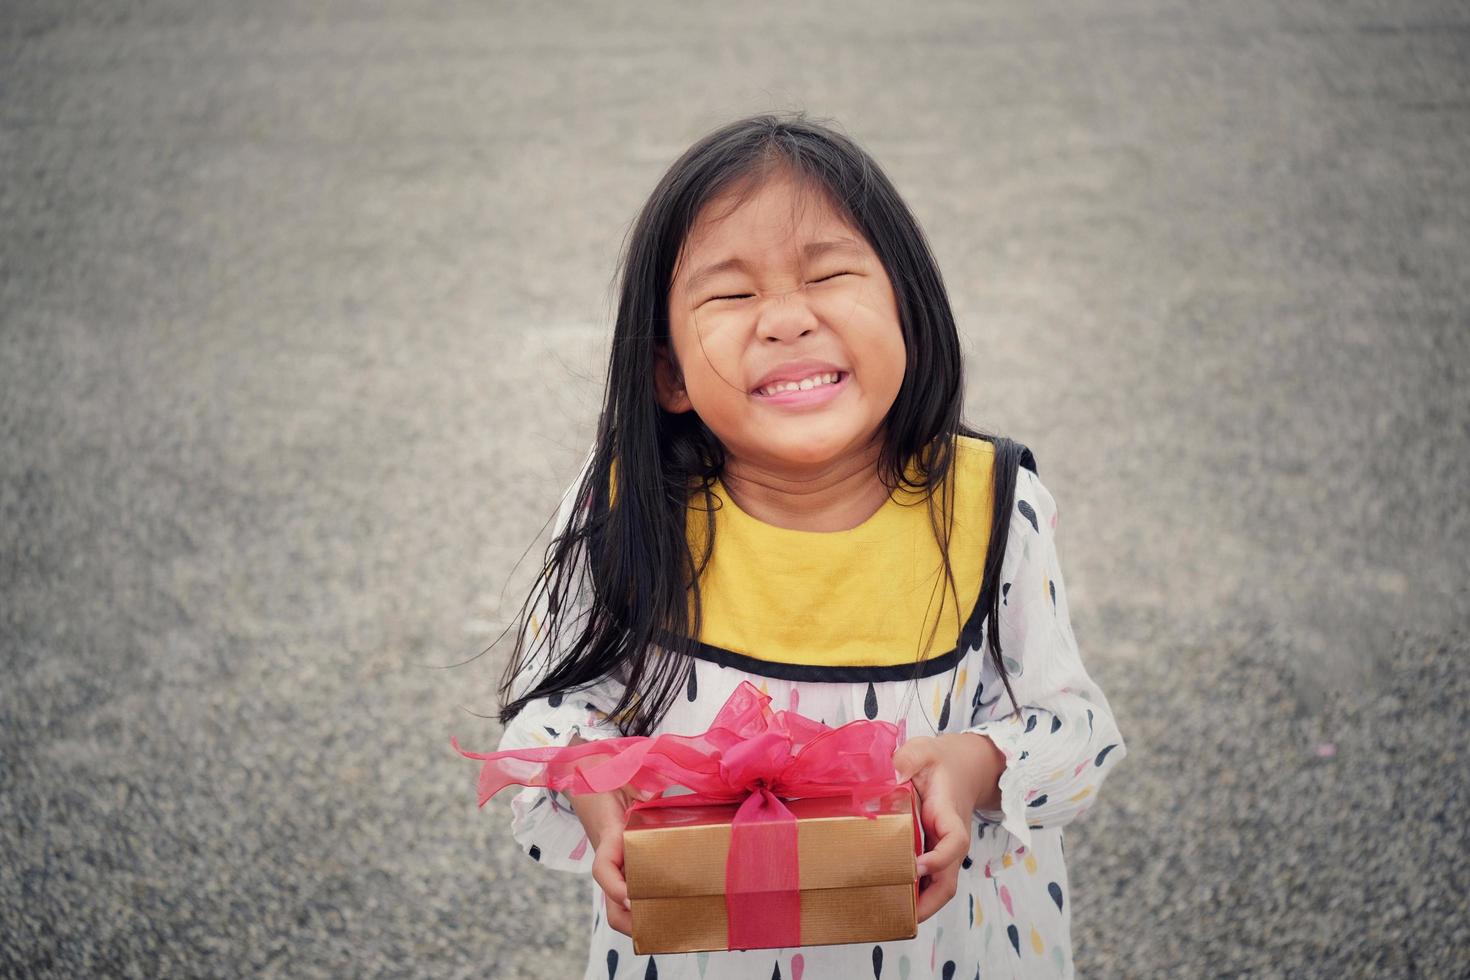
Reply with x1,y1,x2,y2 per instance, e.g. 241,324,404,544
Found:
758,372,841,396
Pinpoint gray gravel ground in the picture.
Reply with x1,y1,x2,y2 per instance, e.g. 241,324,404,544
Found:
3,1,1468,977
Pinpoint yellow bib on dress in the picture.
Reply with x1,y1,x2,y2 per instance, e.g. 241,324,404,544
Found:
686,436,995,673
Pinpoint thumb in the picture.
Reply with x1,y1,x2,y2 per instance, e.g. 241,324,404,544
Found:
892,741,926,784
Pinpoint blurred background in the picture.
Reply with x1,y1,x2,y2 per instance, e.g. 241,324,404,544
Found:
2,1,1466,976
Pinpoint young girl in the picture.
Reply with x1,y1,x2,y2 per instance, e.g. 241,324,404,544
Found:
487,114,1126,979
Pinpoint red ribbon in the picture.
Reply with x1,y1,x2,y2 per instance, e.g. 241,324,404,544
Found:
452,681,905,950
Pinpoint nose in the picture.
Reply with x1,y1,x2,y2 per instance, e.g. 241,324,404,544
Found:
754,292,819,344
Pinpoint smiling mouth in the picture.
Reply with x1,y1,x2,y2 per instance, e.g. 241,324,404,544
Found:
753,371,846,397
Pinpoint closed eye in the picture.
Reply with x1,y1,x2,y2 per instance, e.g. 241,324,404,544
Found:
701,273,851,305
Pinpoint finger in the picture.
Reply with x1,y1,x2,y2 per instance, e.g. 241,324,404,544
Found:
604,891,634,937
916,805,970,878
891,745,918,784
891,737,936,783
915,859,960,923
915,791,949,856
591,831,629,910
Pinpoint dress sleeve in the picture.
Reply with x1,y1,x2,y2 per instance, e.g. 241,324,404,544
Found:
494,452,628,873
962,467,1127,850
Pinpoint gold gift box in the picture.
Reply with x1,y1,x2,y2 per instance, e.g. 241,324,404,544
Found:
623,787,919,955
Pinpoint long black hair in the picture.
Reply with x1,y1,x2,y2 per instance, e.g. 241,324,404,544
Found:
498,113,1026,736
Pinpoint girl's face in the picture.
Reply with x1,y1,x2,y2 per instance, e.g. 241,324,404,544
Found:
660,173,907,475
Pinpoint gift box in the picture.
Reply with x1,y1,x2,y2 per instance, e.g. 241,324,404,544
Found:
624,786,921,954
452,680,916,954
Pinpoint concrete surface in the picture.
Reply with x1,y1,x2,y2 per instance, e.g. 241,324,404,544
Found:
2,0,1467,976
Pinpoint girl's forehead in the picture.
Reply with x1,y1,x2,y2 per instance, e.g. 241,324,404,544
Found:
676,175,863,269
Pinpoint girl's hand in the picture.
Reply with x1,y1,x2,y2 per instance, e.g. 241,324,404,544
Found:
892,732,1007,923
565,735,652,937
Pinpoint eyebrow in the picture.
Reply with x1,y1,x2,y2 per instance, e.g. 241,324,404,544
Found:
681,238,865,294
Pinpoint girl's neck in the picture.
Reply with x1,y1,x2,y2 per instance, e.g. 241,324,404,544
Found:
719,443,891,533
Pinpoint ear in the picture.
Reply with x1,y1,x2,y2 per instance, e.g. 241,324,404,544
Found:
653,343,693,414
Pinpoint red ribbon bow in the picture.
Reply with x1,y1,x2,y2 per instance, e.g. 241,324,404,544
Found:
453,681,906,949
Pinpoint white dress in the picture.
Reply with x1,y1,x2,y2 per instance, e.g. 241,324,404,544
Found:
494,458,1126,980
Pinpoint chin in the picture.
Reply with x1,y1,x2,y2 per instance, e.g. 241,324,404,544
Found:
765,434,859,468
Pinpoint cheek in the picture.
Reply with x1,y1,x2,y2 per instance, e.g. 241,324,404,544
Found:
873,338,908,404
869,291,907,392
818,290,906,391
673,315,750,406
